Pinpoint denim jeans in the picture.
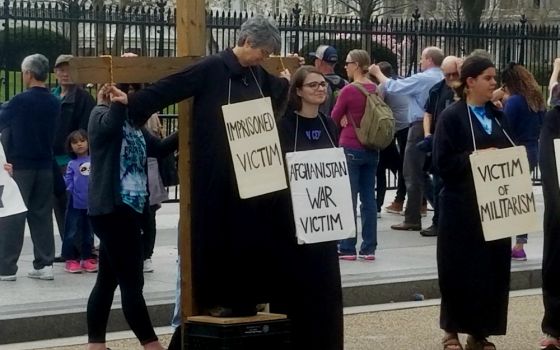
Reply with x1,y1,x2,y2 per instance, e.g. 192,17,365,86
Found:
61,197,94,260
339,148,379,255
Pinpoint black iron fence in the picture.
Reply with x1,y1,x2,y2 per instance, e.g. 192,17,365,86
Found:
1,1,554,198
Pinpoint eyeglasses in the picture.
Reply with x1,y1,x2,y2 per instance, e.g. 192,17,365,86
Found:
444,72,459,79
302,81,328,89
345,61,356,66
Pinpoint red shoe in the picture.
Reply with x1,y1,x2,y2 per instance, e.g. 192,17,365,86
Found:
64,260,82,273
81,259,98,273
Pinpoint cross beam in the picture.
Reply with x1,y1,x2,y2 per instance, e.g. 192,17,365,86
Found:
67,56,300,84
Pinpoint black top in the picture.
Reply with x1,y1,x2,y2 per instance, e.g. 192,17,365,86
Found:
0,87,60,169
52,86,96,157
278,110,339,153
425,79,455,133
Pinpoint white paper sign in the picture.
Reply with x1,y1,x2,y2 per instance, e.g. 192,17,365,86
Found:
470,146,539,241
0,140,27,218
554,139,560,187
222,97,287,199
286,148,355,244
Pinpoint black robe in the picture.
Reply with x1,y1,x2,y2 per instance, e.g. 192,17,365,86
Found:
432,100,512,336
538,106,560,337
270,111,343,350
127,48,289,310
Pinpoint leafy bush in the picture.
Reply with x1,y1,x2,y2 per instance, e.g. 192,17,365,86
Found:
0,26,71,70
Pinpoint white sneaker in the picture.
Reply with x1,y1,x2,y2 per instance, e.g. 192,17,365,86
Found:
27,265,54,280
143,259,154,273
0,275,16,281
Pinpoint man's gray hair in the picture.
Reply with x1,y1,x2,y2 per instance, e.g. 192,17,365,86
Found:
237,15,282,54
21,54,49,82
423,46,444,67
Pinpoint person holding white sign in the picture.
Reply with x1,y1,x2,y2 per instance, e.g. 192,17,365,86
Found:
432,55,513,350
536,78,560,349
271,66,343,350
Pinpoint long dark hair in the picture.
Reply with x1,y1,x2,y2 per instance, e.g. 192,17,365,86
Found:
287,65,325,112
501,62,545,112
454,55,495,99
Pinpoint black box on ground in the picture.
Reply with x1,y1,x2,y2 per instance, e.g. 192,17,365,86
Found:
185,313,291,350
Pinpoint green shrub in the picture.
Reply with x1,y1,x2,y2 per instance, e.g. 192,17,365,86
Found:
0,26,71,70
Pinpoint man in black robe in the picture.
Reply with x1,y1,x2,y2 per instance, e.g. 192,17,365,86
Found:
127,16,291,317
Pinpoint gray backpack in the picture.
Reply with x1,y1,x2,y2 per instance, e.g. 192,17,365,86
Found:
348,83,395,150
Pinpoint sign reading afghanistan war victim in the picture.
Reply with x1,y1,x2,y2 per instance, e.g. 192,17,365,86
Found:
470,146,539,241
286,148,355,244
222,97,287,198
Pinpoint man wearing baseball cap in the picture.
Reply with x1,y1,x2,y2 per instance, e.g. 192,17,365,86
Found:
51,54,95,262
309,45,347,117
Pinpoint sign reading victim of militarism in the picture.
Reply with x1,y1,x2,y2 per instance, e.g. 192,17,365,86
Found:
222,97,287,199
470,146,539,241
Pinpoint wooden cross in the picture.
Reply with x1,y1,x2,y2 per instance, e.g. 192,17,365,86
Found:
66,5,299,338
67,56,300,84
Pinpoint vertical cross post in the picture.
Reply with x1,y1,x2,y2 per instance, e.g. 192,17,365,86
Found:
176,0,206,338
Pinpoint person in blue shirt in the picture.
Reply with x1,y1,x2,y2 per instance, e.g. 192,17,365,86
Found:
500,62,545,261
369,47,444,231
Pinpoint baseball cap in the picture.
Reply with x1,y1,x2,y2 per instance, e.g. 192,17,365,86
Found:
54,54,74,68
309,45,338,64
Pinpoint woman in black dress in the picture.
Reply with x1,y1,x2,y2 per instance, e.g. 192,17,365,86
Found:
433,56,512,350
271,65,343,350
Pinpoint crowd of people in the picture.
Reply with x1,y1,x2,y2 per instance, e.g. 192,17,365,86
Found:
0,14,559,350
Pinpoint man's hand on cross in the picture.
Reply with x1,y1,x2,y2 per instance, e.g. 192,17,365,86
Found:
3,163,12,176
108,85,129,105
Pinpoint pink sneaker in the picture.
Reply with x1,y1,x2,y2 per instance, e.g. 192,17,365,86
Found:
64,260,82,273
338,252,357,261
358,254,376,261
511,247,527,261
81,259,98,273
540,335,560,349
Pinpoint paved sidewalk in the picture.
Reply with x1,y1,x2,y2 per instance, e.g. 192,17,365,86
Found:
9,290,548,350
0,189,546,344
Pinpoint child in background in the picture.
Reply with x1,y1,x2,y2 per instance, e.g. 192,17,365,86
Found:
62,129,97,273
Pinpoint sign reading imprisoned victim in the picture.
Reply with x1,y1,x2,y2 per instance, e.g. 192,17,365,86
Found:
286,148,355,244
222,97,287,199
470,146,539,241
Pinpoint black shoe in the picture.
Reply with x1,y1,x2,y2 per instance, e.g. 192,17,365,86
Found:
420,225,438,237
391,222,421,231
53,256,65,263
208,303,258,317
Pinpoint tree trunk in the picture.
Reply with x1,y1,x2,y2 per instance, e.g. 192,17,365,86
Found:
461,0,485,54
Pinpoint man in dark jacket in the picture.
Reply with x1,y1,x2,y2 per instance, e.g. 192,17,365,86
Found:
310,45,347,117
51,54,96,260
0,54,60,281
419,55,461,237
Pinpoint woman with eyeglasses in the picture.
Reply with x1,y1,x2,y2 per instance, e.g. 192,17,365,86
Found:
271,65,343,350
331,49,379,261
